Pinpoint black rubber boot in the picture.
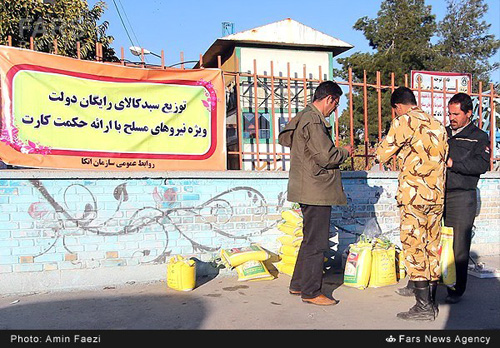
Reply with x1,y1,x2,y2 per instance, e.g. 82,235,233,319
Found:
397,281,435,321
429,280,439,317
395,280,416,297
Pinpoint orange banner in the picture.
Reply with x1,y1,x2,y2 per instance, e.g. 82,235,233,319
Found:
0,46,226,170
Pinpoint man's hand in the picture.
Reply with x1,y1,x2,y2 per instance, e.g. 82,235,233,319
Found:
343,145,354,156
447,157,453,168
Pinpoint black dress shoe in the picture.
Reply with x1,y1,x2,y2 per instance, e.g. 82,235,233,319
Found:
445,294,462,304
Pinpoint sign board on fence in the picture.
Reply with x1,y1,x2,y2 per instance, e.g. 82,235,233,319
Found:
411,70,471,125
0,46,226,170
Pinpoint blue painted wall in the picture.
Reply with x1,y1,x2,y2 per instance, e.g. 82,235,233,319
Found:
0,171,498,294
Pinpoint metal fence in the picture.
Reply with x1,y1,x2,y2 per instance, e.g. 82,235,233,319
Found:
222,60,500,172
1,37,499,171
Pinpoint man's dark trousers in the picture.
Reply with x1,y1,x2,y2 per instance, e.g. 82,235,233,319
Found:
443,190,477,297
290,204,331,299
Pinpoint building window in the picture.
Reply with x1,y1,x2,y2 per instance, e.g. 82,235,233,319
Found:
242,112,271,141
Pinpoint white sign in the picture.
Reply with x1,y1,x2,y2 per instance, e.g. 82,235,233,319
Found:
411,70,471,125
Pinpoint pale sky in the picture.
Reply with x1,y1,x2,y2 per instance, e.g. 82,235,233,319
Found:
93,0,499,82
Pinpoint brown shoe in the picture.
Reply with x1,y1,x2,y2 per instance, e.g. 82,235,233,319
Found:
302,294,338,306
289,289,301,296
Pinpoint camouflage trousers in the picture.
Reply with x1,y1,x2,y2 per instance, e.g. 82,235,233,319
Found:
399,204,443,281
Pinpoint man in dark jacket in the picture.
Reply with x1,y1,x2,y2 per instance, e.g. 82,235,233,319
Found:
444,92,490,304
278,81,353,306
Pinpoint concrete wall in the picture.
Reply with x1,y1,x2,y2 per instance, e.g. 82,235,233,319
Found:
1,170,499,295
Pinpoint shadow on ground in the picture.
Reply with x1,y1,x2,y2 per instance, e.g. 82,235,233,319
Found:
0,260,224,330
442,277,500,329
0,292,207,330
443,252,500,329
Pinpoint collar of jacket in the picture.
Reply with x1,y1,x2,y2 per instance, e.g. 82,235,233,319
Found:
446,122,476,139
408,105,424,114
394,106,424,120
401,106,433,123
309,103,332,128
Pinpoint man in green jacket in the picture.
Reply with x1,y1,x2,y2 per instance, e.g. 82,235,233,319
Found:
278,81,353,306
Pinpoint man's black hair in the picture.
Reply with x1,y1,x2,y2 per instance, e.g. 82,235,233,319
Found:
449,92,473,114
313,81,343,101
390,86,417,108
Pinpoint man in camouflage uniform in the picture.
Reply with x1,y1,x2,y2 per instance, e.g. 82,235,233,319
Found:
375,87,448,321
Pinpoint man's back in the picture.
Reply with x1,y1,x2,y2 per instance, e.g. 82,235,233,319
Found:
376,107,448,205
278,104,349,206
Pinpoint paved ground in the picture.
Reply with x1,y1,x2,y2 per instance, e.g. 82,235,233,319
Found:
1,255,499,332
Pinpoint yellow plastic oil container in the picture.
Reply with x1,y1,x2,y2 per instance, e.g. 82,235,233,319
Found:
167,255,196,291
439,225,456,287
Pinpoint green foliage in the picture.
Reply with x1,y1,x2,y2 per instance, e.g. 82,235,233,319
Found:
337,0,436,85
335,0,499,145
434,0,500,90
0,0,118,61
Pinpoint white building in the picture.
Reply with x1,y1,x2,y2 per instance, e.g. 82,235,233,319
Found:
199,18,353,170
